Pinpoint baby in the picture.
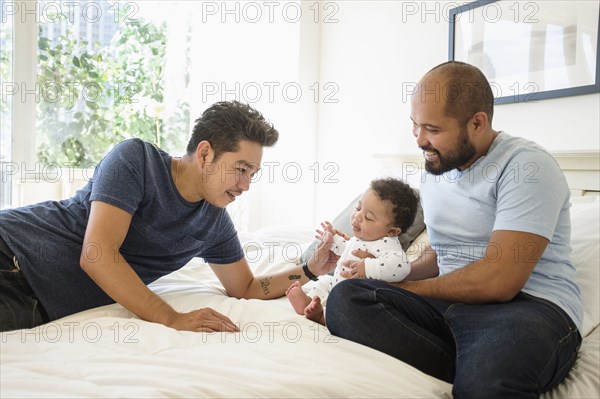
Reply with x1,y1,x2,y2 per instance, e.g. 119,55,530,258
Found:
286,177,418,324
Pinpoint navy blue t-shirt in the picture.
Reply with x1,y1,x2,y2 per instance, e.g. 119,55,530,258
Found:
0,139,244,320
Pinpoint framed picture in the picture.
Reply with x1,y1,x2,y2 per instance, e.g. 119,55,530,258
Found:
449,0,600,104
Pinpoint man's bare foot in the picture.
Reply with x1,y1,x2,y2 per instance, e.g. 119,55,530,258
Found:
286,281,312,315
305,296,325,325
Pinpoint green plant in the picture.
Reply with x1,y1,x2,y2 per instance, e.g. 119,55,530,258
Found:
0,20,12,151
36,14,189,167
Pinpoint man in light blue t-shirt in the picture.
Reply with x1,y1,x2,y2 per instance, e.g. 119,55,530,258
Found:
0,101,339,333
326,61,582,398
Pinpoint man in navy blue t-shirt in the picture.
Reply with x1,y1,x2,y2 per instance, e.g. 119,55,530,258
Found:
0,101,338,332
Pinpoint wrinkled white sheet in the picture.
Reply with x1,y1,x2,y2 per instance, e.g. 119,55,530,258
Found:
1,225,597,398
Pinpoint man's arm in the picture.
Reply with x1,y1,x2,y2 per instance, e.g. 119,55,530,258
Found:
395,230,549,303
209,259,309,299
210,231,340,299
342,243,439,280
405,244,439,281
81,201,238,332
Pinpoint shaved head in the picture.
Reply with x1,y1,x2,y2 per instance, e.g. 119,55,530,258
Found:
417,61,494,126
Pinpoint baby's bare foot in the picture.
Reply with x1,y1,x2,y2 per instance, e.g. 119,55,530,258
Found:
305,296,325,325
286,282,311,315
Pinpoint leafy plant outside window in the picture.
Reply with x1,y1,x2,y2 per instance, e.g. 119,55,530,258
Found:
36,13,189,167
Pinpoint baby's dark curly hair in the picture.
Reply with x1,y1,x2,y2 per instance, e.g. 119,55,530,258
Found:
370,177,418,233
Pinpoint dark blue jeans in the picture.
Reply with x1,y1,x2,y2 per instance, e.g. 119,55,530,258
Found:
0,236,49,332
326,279,582,399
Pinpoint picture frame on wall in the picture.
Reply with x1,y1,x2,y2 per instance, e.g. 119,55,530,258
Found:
448,0,600,104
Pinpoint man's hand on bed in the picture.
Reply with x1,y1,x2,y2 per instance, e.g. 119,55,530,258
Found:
168,308,240,333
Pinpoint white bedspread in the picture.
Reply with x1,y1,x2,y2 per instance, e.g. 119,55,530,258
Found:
1,252,453,398
1,221,598,398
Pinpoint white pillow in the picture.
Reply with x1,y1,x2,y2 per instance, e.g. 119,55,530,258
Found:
570,196,600,336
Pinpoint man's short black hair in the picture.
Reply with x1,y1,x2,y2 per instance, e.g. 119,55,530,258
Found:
186,101,279,160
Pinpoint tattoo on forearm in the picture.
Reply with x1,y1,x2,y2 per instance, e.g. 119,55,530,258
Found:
288,274,301,281
259,277,271,296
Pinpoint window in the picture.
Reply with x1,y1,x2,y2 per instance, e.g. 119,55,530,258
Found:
2,0,193,209
0,0,13,208
35,0,190,167
1,0,319,231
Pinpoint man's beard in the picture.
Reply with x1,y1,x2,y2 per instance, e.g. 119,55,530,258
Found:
422,127,476,175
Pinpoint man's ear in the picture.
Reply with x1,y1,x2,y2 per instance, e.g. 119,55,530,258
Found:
196,141,213,166
388,227,401,237
472,111,488,131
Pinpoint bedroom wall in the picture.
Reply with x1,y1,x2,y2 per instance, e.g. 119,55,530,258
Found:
8,1,599,233
183,3,321,232
312,0,600,223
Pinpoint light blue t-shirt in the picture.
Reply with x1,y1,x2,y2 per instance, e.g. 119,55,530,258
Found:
420,132,582,332
0,139,244,320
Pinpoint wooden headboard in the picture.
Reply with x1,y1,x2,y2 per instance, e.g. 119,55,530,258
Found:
373,151,600,197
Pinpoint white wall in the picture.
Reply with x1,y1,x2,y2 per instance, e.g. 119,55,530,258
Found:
312,0,600,222
9,1,600,232
183,2,319,231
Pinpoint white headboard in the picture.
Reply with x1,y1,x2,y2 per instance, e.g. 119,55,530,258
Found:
552,151,600,196
373,151,600,197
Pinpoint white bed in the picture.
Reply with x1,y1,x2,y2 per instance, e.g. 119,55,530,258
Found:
1,152,599,398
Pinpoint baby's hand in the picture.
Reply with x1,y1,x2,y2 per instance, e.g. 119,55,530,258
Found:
321,221,337,236
315,221,337,241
